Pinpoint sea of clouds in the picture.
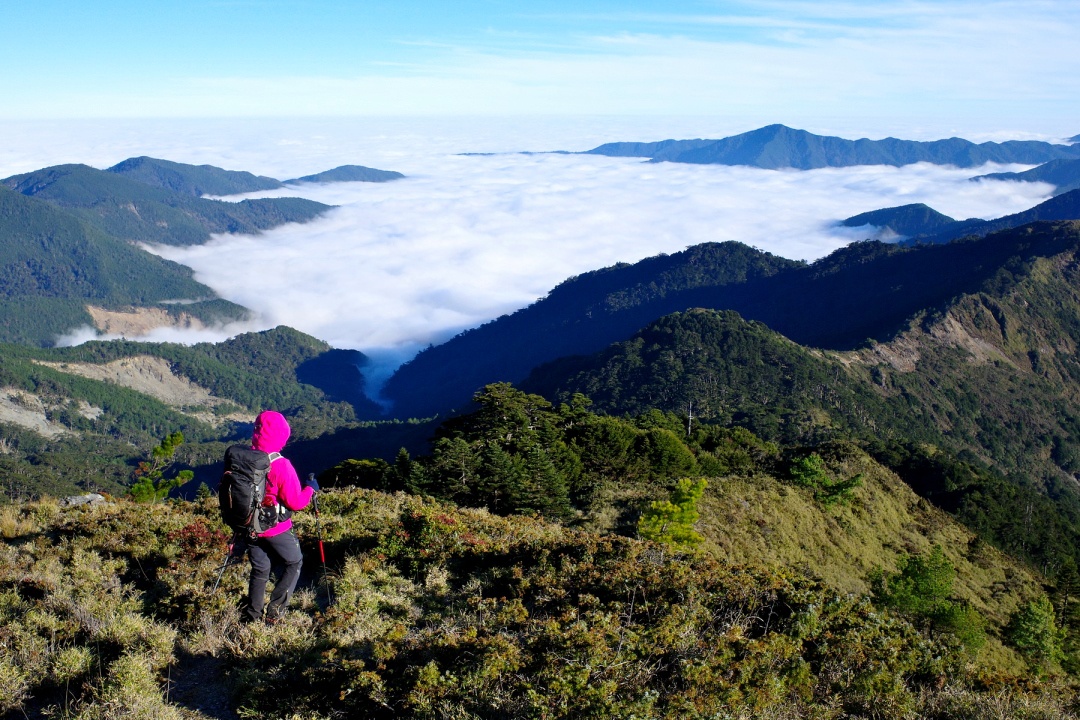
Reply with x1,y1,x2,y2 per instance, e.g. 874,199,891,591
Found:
0,116,1057,392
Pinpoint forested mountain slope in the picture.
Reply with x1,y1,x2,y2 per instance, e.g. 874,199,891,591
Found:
0,327,382,498
520,284,1080,571
0,185,245,344
383,222,1080,419
106,156,284,196
382,242,803,417
2,164,330,247
586,124,1080,169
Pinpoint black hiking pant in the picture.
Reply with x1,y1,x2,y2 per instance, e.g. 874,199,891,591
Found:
239,529,303,622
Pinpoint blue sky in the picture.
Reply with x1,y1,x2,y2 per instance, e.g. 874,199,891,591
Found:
2,1,1079,134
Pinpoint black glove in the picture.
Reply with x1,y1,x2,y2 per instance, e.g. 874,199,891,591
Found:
305,473,320,492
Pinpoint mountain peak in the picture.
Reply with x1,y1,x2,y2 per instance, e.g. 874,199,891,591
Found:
284,165,405,184
842,203,957,238
585,125,1080,170
106,156,283,196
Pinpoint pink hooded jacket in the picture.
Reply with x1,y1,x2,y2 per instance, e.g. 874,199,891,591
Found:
251,411,313,538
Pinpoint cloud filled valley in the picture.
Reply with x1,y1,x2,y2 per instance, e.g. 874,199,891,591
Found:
0,118,1058,393
151,155,1050,382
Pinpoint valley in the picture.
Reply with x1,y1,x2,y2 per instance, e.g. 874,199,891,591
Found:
4,129,1080,717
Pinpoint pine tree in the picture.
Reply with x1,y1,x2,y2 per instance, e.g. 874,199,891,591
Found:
638,478,707,551
1007,596,1065,674
129,431,194,503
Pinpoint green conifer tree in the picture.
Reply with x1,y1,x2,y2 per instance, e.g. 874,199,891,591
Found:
1007,596,1065,674
638,477,707,551
129,432,193,503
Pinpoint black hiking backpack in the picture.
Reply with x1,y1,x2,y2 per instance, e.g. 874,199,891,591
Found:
219,445,289,539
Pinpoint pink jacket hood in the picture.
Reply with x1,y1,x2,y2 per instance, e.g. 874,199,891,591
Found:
252,411,291,453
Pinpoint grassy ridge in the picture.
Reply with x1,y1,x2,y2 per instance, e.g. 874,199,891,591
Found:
0,490,1073,719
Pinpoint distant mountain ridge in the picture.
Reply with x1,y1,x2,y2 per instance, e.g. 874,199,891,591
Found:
107,156,284,196
585,124,1080,169
381,242,803,418
973,159,1080,196
285,165,405,184
108,157,405,195
837,189,1080,245
2,164,329,247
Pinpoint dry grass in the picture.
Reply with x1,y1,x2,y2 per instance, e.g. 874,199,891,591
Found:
695,445,1040,672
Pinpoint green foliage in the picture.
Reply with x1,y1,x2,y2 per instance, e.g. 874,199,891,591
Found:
870,545,987,653
637,477,706,550
129,432,194,503
788,452,862,507
2,488,1077,718
322,458,392,489
1007,597,1065,673
365,384,785,521
871,545,956,618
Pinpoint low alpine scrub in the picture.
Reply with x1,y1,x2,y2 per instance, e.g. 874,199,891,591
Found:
2,490,1078,718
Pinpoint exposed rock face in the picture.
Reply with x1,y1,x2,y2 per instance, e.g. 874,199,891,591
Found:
86,305,206,336
33,356,248,426
0,389,68,437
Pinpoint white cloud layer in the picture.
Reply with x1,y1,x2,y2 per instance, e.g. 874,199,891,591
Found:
0,117,1056,393
152,154,1049,366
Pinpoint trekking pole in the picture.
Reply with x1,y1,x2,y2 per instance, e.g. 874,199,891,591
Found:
211,535,238,594
309,474,332,606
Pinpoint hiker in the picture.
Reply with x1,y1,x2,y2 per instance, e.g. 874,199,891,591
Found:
226,410,319,623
